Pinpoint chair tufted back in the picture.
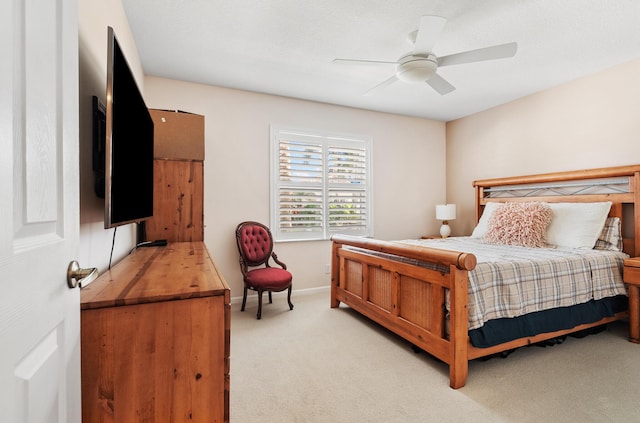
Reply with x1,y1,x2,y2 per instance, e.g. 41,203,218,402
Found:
239,223,273,265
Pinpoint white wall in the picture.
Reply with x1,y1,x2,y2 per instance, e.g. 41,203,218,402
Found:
78,0,146,274
143,77,446,298
446,59,640,236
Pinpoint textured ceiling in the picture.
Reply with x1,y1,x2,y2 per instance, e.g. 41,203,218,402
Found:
122,0,640,121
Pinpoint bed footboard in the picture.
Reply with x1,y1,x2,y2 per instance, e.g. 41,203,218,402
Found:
330,235,476,389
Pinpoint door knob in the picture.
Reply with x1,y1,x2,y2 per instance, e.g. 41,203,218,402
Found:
67,261,98,288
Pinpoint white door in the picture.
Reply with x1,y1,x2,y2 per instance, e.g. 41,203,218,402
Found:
0,0,82,422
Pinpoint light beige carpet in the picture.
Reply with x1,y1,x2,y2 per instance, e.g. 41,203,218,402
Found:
230,290,639,422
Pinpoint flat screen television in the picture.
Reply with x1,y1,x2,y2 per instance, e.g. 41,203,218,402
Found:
101,26,154,229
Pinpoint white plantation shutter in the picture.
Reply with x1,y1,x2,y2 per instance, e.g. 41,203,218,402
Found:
278,137,324,236
327,142,368,233
271,126,372,241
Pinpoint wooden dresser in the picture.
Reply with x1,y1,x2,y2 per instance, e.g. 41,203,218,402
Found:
80,242,230,422
624,256,640,343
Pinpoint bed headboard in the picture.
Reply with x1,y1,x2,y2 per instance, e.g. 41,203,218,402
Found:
473,165,640,257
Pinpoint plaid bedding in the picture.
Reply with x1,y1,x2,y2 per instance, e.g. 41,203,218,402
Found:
353,237,628,330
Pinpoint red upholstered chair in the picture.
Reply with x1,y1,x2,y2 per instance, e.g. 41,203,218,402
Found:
235,221,294,319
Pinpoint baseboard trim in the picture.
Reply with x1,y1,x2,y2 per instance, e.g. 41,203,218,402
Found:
230,285,330,305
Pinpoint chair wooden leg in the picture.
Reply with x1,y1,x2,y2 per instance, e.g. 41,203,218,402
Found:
287,285,294,310
257,290,264,320
241,286,248,312
268,291,273,304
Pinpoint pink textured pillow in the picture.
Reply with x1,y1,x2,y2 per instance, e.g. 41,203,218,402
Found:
483,202,553,248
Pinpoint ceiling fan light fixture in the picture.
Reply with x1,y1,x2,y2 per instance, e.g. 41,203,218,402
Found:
396,54,438,83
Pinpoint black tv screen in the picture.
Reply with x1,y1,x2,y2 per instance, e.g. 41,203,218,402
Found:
104,26,154,229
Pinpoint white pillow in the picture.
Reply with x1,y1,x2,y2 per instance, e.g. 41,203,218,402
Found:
545,202,612,249
470,202,501,238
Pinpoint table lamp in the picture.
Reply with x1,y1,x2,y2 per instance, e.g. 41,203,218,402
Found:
436,204,456,238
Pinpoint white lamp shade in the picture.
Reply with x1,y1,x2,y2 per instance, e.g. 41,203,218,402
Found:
435,204,456,221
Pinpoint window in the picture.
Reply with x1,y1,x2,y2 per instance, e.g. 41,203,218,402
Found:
270,126,373,241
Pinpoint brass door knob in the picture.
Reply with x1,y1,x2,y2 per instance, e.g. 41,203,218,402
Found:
67,261,98,288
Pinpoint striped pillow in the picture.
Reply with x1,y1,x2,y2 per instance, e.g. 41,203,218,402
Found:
594,217,623,252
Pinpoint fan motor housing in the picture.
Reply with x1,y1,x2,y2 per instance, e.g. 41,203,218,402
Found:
396,54,438,83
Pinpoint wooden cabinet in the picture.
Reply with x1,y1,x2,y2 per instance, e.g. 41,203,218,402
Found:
145,109,205,242
80,242,230,422
146,159,204,242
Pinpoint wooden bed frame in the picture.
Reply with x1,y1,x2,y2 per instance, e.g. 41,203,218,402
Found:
330,165,640,389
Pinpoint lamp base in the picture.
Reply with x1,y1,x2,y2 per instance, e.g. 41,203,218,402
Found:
439,221,451,238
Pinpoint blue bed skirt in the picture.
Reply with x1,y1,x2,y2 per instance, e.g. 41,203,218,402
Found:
468,295,628,348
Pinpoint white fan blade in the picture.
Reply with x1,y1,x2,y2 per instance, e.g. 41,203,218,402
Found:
363,75,398,96
333,58,397,66
414,16,447,54
426,73,456,95
438,42,518,67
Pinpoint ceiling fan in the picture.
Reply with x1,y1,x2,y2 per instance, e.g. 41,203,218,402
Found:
333,15,518,96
